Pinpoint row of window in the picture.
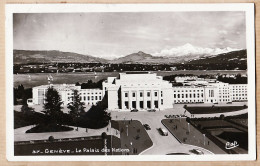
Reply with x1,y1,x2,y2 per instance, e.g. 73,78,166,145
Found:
123,99,163,109
173,89,203,93
232,97,247,100
67,96,102,101
233,94,247,96
174,93,203,98
124,91,162,98
174,100,203,103
67,92,102,95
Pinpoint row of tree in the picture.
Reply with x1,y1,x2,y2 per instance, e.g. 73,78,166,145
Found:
20,86,110,132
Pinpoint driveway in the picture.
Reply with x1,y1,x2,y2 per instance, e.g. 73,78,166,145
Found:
111,108,213,155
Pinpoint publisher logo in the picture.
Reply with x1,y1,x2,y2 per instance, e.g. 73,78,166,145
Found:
225,141,239,149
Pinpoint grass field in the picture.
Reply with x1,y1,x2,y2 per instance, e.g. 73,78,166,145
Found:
14,136,121,156
162,118,226,154
185,105,247,114
190,118,248,154
111,120,153,155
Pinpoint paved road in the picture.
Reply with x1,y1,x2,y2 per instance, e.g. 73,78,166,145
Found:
111,108,213,155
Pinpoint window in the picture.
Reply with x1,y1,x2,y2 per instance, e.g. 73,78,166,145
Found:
91,96,94,100
99,96,102,100
174,94,176,98
161,91,163,97
125,101,129,109
125,93,128,97
95,96,97,100
161,99,163,105
140,92,143,97
88,96,90,100
84,96,86,101
140,101,144,109
147,92,150,97
147,101,151,108
155,92,158,97
132,101,136,108
154,100,158,108
132,92,135,97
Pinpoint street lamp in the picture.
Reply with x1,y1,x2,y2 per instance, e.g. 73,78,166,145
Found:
130,142,133,154
110,120,113,156
203,134,206,145
188,122,190,132
126,125,128,137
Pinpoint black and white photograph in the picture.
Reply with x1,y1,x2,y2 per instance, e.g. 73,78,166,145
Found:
5,4,256,161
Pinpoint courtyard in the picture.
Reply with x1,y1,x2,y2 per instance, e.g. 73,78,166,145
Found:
14,102,248,155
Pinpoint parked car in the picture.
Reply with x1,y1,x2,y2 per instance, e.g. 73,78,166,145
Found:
158,128,168,136
143,124,151,130
130,109,138,112
190,149,204,155
148,109,156,112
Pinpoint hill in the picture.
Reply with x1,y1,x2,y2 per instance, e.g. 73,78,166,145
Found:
13,50,108,64
186,49,247,65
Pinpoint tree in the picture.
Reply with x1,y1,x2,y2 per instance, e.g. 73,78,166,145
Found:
21,103,35,115
67,90,85,130
220,114,225,120
44,87,63,124
84,93,111,128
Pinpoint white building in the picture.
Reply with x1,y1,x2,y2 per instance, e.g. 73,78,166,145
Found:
29,73,248,110
103,72,173,110
230,84,248,101
32,84,103,106
172,77,247,104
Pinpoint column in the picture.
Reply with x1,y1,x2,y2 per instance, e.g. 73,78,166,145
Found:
151,90,154,109
136,90,140,109
144,90,147,109
121,90,124,110
129,90,132,109
158,90,161,109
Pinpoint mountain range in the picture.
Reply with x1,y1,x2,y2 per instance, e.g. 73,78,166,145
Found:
13,44,246,65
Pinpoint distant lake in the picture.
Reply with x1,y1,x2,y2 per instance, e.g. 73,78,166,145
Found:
14,70,247,88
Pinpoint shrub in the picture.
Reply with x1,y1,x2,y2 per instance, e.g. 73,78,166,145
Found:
220,114,225,120
48,136,54,142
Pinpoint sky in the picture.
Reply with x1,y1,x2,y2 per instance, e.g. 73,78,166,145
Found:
13,12,246,59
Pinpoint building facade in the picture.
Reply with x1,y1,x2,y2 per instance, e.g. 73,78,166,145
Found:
103,72,173,110
31,84,103,106
30,72,248,111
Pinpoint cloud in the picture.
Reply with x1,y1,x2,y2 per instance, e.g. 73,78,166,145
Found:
164,37,171,41
218,30,228,35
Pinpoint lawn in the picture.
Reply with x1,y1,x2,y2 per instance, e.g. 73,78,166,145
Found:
14,135,121,156
26,123,74,133
189,118,248,154
226,113,248,128
185,105,247,114
162,118,226,154
14,111,45,129
111,120,153,155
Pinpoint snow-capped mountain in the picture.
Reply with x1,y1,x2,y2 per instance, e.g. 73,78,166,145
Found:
153,43,239,58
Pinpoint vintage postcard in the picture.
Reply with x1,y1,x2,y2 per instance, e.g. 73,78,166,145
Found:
5,3,256,161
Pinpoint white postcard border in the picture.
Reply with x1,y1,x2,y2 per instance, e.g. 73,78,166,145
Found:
5,3,256,161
